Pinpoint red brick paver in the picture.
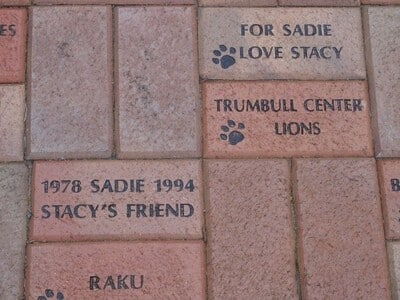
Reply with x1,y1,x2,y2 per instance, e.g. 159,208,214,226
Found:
200,0,277,5
115,6,200,159
27,6,113,159
294,158,390,299
279,0,359,5
0,163,28,299
0,9,26,83
26,241,205,299
205,159,297,299
30,160,203,241
203,81,372,158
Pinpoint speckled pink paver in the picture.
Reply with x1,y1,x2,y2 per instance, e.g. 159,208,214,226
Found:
200,0,277,5
205,159,297,299
30,160,203,241
26,241,205,299
295,158,390,299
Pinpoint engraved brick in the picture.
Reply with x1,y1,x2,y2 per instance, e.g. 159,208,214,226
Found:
116,6,199,159
205,159,297,299
279,0,359,5
0,9,26,83
203,81,372,158
0,85,24,161
27,6,112,159
30,160,203,241
387,242,400,299
0,163,29,299
26,241,205,299
363,7,400,157
295,158,390,299
199,8,365,80
377,160,400,239
199,0,277,6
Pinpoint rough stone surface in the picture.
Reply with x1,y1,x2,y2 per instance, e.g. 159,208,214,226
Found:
0,0,29,4
200,0,277,6
295,158,390,299
27,6,112,159
30,160,203,241
203,81,372,158
34,0,194,4
362,0,400,3
0,85,25,161
387,242,400,299
0,9,26,83
199,7,365,80
0,163,29,300
377,160,400,239
116,6,199,159
26,241,205,299
280,0,359,5
363,7,400,157
205,159,297,299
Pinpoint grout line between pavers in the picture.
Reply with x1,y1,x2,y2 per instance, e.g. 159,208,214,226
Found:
289,158,303,300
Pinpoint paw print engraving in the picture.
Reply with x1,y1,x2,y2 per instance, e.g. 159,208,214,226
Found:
220,120,245,145
37,289,64,300
212,45,236,69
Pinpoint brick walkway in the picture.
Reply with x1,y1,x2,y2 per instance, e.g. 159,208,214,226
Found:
0,1,400,299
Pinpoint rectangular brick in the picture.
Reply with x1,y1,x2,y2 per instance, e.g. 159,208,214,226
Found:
27,6,112,159
34,0,194,4
377,160,400,239
199,8,365,80
0,0,29,4
0,9,26,83
116,7,199,159
294,158,390,299
203,81,372,158
362,0,400,3
26,241,205,299
205,159,297,299
363,7,400,157
387,242,400,299
30,160,203,241
0,163,29,300
279,0,359,5
0,85,24,161
199,0,277,6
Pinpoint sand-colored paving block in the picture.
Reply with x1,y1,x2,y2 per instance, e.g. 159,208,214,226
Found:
0,85,25,161
199,7,365,80
27,6,112,159
0,163,29,299
364,6,400,157
116,6,200,159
